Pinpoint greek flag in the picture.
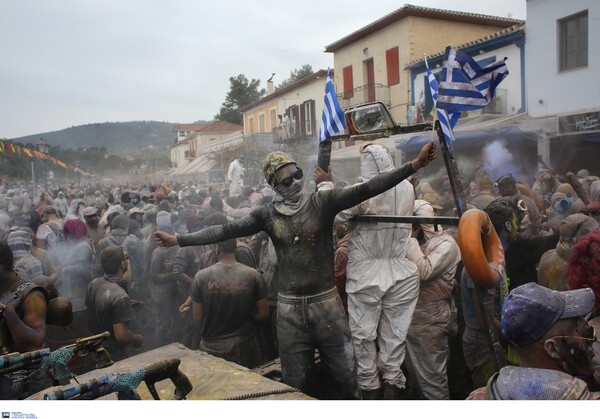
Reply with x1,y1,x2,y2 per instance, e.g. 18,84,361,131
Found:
319,71,347,143
437,46,508,112
425,57,459,149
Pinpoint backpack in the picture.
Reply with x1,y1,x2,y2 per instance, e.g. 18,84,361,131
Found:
45,220,65,245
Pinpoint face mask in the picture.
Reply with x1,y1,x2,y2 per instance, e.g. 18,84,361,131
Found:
273,178,304,198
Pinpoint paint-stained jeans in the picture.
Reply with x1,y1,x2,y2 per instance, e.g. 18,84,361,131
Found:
277,287,360,399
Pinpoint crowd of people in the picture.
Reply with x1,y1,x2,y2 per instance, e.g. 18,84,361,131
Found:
1,141,600,400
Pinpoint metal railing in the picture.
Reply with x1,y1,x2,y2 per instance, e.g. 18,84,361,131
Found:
272,120,317,144
338,84,390,109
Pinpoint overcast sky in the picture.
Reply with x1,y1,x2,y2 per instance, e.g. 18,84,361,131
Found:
0,0,525,139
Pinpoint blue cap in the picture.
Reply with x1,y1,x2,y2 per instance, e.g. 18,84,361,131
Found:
502,283,595,347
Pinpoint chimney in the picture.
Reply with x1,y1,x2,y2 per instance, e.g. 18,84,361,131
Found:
267,80,274,95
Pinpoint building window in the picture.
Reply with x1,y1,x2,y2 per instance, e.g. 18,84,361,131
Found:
269,108,278,130
304,101,312,135
386,47,399,86
343,65,353,99
258,112,266,133
559,10,588,71
248,116,255,134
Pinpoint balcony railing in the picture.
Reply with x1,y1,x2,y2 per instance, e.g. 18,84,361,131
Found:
272,120,317,144
337,83,390,109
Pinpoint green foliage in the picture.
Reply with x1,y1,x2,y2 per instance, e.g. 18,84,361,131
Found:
11,121,174,154
276,65,314,90
215,74,266,124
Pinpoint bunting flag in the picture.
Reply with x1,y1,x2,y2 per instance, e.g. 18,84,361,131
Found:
0,140,91,176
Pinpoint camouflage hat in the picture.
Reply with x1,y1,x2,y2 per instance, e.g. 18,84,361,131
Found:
262,151,296,185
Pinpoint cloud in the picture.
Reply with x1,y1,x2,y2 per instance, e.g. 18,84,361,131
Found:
0,0,526,138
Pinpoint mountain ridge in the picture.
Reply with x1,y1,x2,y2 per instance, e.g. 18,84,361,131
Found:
10,121,176,155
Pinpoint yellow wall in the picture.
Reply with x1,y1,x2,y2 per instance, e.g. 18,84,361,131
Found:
332,16,513,123
243,100,279,134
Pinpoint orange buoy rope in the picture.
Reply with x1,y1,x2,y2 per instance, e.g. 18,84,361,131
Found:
458,209,505,289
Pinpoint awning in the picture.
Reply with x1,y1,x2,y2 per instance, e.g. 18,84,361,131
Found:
394,113,556,153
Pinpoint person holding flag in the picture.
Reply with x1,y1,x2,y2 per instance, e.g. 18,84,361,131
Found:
155,76,438,399
425,46,511,388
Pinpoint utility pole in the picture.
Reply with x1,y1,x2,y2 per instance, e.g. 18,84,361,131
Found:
75,161,80,187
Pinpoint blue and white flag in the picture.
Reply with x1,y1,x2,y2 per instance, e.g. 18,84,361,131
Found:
425,57,459,149
437,46,508,112
319,71,347,143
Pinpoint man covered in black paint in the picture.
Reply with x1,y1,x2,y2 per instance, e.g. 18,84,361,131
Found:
155,141,437,399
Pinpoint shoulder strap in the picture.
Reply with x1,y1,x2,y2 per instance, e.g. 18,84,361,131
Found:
1,281,49,308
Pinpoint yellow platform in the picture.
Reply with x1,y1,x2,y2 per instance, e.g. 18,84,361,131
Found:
30,343,313,400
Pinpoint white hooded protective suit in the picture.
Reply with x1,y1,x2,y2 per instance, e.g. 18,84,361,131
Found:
404,199,461,399
334,144,418,391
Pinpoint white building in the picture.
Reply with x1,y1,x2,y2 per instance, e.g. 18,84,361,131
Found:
526,0,599,174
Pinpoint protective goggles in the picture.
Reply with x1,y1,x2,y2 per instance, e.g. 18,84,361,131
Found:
274,166,303,188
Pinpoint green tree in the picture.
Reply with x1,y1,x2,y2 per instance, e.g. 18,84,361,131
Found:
276,65,314,90
215,74,266,125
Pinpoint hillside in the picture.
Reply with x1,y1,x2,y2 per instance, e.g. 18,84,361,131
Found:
11,121,175,154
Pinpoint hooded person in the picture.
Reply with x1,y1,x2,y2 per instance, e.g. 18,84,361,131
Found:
544,192,573,233
54,191,68,219
98,204,125,236
65,199,84,221
532,169,560,210
556,183,585,212
82,206,103,245
155,141,438,399
496,174,540,234
95,215,130,277
538,213,599,291
325,143,419,400
404,199,461,400
227,156,245,198
580,201,600,225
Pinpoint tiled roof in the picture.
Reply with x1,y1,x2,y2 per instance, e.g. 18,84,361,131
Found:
324,4,524,52
197,120,243,133
405,24,525,68
239,69,330,112
173,123,207,131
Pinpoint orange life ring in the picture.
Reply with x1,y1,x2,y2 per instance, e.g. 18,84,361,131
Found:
458,208,506,289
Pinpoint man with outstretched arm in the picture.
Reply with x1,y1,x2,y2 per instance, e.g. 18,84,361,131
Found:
156,140,437,399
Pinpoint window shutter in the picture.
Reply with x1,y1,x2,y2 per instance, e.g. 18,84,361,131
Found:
386,47,399,86
343,66,353,98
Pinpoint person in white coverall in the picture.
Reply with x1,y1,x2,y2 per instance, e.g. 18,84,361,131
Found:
329,143,419,400
404,199,461,399
227,156,245,197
